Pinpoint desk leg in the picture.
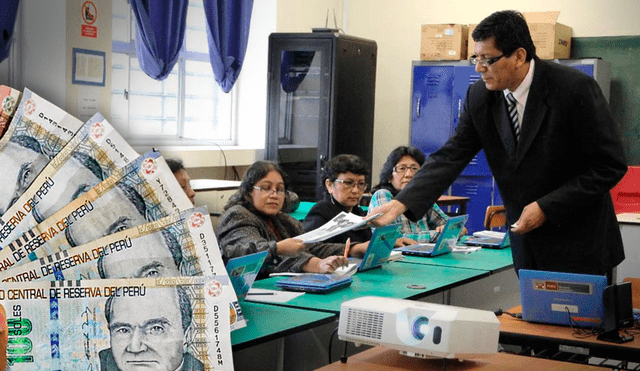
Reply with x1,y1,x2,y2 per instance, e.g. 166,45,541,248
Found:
444,290,452,305
275,337,284,371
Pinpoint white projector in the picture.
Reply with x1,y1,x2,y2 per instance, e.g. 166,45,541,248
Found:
338,296,500,359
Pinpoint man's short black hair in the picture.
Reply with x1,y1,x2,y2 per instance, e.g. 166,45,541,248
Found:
472,10,536,62
166,158,185,174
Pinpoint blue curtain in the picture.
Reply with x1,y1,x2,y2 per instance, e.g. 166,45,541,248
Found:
129,0,189,81
203,0,254,93
0,0,20,64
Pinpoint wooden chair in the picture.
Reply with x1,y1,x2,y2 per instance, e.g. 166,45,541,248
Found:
484,205,506,231
622,277,640,309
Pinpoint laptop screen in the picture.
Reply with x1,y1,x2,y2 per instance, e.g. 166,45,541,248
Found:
359,224,401,271
520,269,607,327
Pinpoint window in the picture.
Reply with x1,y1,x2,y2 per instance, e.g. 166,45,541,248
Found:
110,0,235,146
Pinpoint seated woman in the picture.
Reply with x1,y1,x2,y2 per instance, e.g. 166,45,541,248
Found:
216,161,367,278
368,146,449,246
303,154,372,244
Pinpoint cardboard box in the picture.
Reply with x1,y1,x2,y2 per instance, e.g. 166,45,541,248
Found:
524,11,572,59
420,24,468,61
467,12,572,60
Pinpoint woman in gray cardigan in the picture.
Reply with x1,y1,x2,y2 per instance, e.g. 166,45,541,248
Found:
215,161,367,279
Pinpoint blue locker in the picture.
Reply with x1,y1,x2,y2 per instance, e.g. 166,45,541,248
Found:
452,66,490,176
451,176,493,234
410,66,454,156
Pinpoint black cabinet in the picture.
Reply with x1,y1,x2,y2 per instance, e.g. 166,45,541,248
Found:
265,32,377,201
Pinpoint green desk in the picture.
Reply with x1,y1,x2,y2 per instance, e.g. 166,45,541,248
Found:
399,247,514,274
289,201,316,221
231,300,336,351
249,262,489,314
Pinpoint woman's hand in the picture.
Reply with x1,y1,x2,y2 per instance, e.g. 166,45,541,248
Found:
276,238,306,256
348,242,369,258
303,256,348,273
394,237,417,247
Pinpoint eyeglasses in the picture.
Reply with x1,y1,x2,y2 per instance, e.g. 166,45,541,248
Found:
469,54,504,67
393,165,420,174
334,179,368,190
253,186,286,196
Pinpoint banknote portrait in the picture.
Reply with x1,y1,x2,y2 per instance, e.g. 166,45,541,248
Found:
97,229,182,278
32,151,106,223
100,286,205,371
65,182,148,248
0,135,51,216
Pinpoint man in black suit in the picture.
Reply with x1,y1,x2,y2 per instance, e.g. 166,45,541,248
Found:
371,10,627,278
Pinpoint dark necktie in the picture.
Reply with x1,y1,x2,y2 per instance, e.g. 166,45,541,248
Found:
506,92,520,142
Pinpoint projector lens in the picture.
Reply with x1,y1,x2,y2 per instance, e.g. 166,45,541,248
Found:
411,316,429,340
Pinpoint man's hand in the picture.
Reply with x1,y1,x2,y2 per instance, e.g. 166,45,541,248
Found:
368,200,408,227
511,201,547,234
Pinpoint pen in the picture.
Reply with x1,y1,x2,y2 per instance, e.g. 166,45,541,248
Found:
344,238,351,259
246,293,275,296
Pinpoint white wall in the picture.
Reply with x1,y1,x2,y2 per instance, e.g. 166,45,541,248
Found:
18,0,67,109
235,0,277,149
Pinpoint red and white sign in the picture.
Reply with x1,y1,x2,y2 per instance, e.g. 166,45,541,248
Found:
81,1,98,38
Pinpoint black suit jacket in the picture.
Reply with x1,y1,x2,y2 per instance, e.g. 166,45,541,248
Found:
397,58,627,275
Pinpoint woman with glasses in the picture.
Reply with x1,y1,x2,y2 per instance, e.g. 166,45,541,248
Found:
303,154,372,245
216,160,367,278
368,146,449,246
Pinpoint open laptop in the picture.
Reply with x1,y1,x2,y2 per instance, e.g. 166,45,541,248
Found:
337,224,402,275
225,250,268,299
399,214,469,257
463,230,511,249
520,269,607,327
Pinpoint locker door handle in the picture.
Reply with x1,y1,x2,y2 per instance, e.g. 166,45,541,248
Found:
416,97,421,118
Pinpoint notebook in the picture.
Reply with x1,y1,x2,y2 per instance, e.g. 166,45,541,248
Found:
275,273,353,294
520,269,607,327
463,230,511,249
225,250,269,299
334,224,402,275
399,214,469,257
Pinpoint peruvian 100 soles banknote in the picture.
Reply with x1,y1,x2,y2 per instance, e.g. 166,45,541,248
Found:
1,276,235,370
0,205,248,331
0,112,138,246
0,150,193,270
0,85,22,139
0,88,84,225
